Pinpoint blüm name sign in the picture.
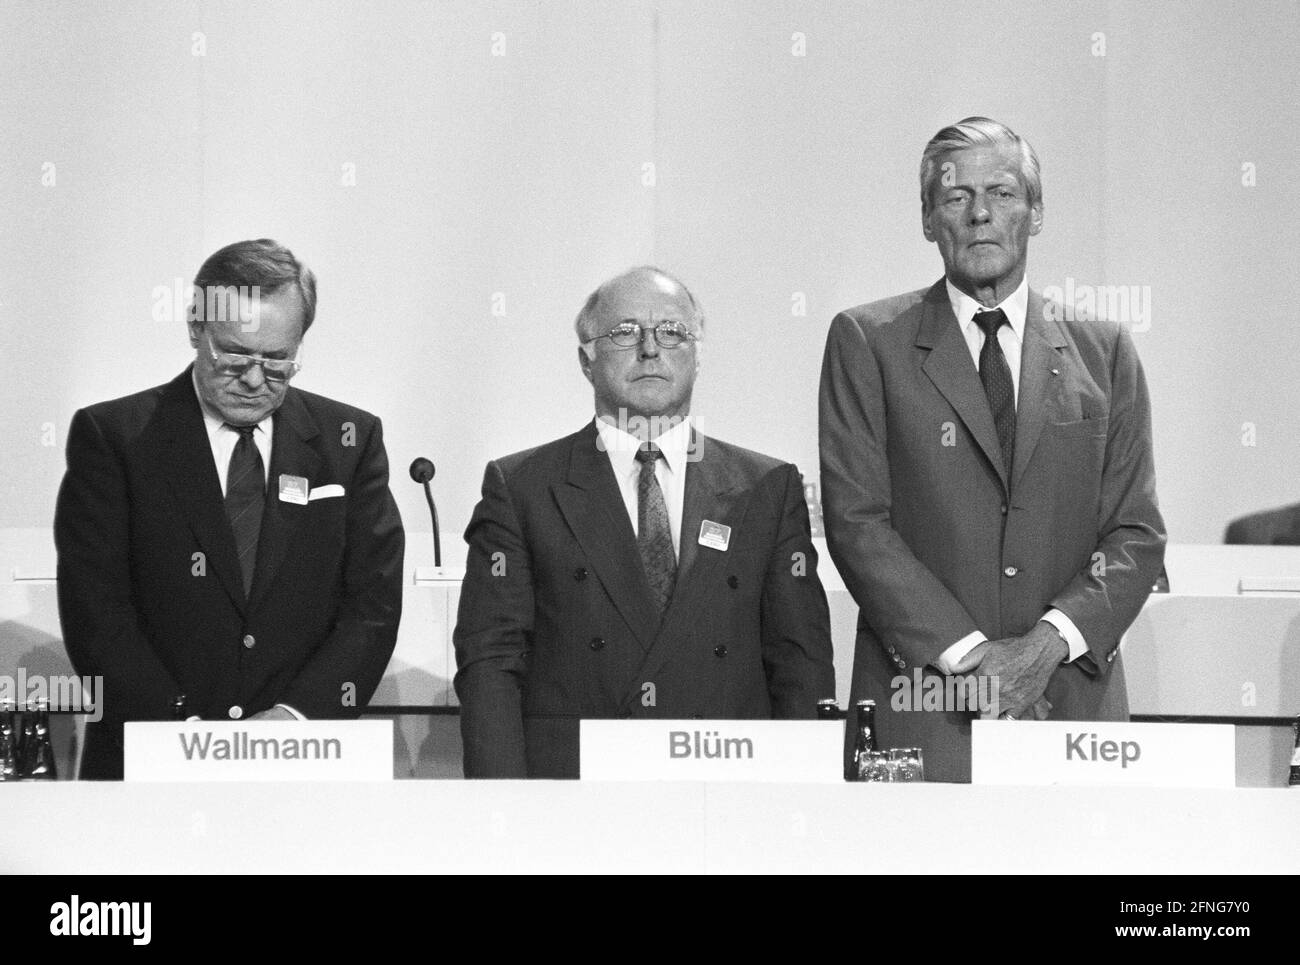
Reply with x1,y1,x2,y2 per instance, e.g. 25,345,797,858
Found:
580,719,842,782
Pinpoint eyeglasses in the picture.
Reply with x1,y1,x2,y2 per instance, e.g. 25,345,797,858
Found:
206,334,302,383
582,322,700,349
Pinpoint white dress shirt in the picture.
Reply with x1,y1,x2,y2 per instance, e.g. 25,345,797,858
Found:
950,276,1027,405
191,370,273,495
933,278,1088,672
593,415,692,560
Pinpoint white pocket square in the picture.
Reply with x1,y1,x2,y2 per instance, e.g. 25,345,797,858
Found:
308,484,345,501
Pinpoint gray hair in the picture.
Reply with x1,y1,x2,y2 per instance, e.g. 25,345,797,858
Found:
574,265,705,346
191,238,318,332
919,116,1042,214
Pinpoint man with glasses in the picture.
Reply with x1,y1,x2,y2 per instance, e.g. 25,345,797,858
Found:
454,266,834,778
54,239,404,779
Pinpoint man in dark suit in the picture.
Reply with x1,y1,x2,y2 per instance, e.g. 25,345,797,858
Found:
819,118,1166,782
1225,504,1300,545
455,267,834,778
55,239,404,779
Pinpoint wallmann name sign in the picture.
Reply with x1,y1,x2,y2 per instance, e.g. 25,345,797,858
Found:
178,731,342,761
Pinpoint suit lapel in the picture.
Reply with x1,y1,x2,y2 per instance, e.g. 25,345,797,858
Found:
626,436,747,703
553,423,661,651
155,368,247,612
917,280,1009,491
1010,290,1070,492
673,433,738,589
249,388,322,609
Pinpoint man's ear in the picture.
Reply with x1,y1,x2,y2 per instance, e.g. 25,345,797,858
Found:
921,206,936,243
578,345,594,384
1029,201,1044,236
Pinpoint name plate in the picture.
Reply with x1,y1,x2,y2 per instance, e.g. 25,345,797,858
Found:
971,720,1234,788
580,720,842,782
124,720,393,782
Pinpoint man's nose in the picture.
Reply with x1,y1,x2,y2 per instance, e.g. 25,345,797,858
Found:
239,363,267,389
969,195,992,223
638,327,661,358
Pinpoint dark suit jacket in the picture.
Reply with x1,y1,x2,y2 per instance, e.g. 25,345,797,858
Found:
453,422,835,778
819,280,1166,782
54,368,404,779
1225,503,1300,545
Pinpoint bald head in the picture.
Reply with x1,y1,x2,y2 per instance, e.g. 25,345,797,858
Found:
575,266,704,429
574,266,704,346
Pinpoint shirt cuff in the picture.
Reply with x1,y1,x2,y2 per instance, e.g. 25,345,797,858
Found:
934,631,988,674
274,703,307,721
1041,609,1087,663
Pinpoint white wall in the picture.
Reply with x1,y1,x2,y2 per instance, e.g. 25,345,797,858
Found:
2,0,1296,558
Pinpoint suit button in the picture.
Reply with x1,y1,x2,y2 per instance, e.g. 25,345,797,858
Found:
574,567,588,581
714,645,727,658
1003,565,1018,578
589,636,605,651
1000,504,1008,516
898,660,907,670
727,575,739,589
242,634,255,649
228,705,243,720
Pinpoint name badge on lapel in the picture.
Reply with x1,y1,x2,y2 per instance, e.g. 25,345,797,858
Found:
698,520,731,552
278,474,309,505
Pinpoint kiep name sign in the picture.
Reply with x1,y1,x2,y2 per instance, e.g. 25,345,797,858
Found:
971,720,1234,787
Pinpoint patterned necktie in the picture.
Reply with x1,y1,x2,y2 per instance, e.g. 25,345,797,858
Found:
973,308,1016,476
224,423,265,597
634,444,677,613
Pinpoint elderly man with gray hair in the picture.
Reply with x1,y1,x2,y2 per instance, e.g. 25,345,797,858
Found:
819,117,1165,782
455,266,834,778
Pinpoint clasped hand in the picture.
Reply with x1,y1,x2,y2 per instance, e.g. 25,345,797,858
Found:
950,621,1067,720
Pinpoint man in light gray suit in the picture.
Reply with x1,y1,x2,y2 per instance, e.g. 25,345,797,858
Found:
820,117,1166,782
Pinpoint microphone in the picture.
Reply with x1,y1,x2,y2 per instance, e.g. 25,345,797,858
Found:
408,457,441,567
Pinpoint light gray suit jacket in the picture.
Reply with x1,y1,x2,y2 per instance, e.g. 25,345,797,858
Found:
819,280,1166,781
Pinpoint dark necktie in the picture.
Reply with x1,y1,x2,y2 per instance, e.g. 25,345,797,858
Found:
973,308,1016,476
635,444,677,613
224,424,265,597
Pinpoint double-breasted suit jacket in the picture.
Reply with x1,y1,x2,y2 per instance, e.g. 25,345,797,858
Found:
454,421,835,778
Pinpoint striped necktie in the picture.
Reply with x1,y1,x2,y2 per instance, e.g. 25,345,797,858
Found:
634,444,677,613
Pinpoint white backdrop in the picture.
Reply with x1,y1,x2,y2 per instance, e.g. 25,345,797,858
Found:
3,0,1297,565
